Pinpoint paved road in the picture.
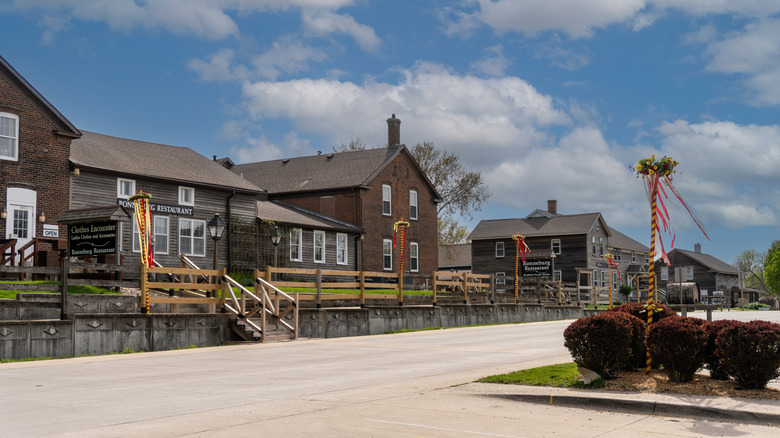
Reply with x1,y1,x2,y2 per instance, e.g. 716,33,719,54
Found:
2,312,780,437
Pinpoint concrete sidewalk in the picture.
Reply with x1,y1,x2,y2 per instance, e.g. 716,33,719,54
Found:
468,381,780,427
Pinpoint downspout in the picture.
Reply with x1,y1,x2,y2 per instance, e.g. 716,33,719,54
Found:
226,191,235,271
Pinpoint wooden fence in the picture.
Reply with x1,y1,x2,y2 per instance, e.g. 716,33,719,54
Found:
431,271,493,304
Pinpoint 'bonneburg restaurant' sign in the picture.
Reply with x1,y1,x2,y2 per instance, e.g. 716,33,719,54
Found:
68,221,118,257
116,198,193,216
521,259,553,277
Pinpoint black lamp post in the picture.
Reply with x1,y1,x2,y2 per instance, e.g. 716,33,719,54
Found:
270,225,282,268
207,213,226,270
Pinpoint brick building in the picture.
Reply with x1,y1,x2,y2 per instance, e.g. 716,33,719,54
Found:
0,55,81,263
233,115,441,275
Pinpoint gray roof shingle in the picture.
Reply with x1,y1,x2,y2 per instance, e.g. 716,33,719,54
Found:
257,200,363,234
438,244,472,269
607,227,649,252
71,131,262,193
671,248,739,275
468,213,605,240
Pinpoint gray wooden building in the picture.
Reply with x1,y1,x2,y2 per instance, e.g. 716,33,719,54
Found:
654,244,740,305
69,131,263,271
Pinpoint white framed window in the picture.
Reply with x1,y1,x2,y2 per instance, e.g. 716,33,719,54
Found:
178,186,194,206
495,241,505,258
409,190,418,220
290,228,302,262
645,254,649,264
593,270,598,286
592,236,597,255
179,218,206,256
599,237,605,256
383,239,392,270
409,242,419,272
601,270,607,287
551,239,561,255
553,270,562,282
313,230,325,263
661,266,669,281
631,251,636,263
612,272,618,290
117,178,136,198
615,250,621,262
336,233,348,265
495,272,506,285
132,219,141,253
153,216,169,254
685,266,694,281
0,112,19,161
382,184,391,216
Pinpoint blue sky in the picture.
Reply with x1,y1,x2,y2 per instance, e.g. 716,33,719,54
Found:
2,0,779,266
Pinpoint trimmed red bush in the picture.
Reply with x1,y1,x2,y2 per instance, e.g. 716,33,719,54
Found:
716,320,780,389
703,319,741,380
623,313,647,370
564,312,634,379
646,316,707,382
607,301,675,324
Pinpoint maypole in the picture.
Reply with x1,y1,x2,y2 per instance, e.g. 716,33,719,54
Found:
634,156,708,374
129,190,153,313
512,233,529,304
604,253,620,309
393,219,410,301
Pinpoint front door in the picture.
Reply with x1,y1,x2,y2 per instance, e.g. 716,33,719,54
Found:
6,188,36,265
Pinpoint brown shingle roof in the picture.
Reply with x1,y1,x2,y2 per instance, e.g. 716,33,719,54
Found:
438,244,472,269
71,131,262,193
607,227,649,252
670,248,739,275
468,213,606,240
233,147,399,193
257,200,363,234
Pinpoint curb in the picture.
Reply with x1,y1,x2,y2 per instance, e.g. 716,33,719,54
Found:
489,393,780,426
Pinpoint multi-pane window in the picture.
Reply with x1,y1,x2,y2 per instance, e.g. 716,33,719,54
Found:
495,241,505,258
336,233,348,265
290,228,302,261
117,178,136,198
0,112,19,160
154,216,169,254
593,270,598,286
553,270,562,282
685,266,694,280
615,250,621,262
661,266,669,281
382,184,392,216
591,236,596,255
179,218,206,256
383,239,393,270
599,237,605,256
495,272,506,285
632,251,636,263
551,239,561,255
409,242,419,272
178,186,194,206
12,209,29,239
409,190,418,220
612,272,618,290
313,230,325,263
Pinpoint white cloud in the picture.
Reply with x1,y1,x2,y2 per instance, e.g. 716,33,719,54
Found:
238,61,570,168
251,36,328,80
302,10,380,52
188,48,248,83
470,45,511,77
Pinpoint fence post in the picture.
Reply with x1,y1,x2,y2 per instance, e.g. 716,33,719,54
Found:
261,280,266,342
140,262,148,313
462,273,468,305
294,292,299,339
316,269,322,309
359,271,366,308
432,271,438,306
490,274,496,304
60,258,69,320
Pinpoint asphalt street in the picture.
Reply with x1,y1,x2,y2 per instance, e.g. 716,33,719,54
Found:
2,310,779,437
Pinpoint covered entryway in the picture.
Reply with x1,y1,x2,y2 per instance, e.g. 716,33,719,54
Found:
5,187,37,265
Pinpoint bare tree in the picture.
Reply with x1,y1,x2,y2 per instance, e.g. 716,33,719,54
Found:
333,137,370,152
438,215,469,245
410,141,491,219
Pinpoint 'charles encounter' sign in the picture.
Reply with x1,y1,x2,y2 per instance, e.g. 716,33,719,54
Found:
69,221,118,257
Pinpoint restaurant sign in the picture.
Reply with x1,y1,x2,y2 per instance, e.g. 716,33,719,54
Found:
521,259,552,277
117,198,194,216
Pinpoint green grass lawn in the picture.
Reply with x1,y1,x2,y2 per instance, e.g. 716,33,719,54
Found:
0,281,121,299
478,362,604,388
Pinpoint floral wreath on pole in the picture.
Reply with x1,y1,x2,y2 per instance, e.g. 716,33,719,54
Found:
129,190,153,314
634,155,708,374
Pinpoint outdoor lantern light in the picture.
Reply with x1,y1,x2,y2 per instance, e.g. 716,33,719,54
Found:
208,213,226,271
0,210,6,219
207,213,226,241
38,211,46,223
270,226,282,246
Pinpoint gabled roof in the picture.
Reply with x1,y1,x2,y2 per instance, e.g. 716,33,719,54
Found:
468,213,608,240
607,227,649,252
58,205,130,224
257,200,363,234
438,244,472,269
669,248,739,275
232,145,441,199
71,131,263,194
0,54,81,138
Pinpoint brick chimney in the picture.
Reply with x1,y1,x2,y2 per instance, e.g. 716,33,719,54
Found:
387,114,401,147
547,200,557,215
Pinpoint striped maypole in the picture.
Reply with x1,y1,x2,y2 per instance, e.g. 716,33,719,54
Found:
646,186,659,374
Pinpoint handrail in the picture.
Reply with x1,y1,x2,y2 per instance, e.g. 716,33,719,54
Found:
0,239,17,266
16,238,37,266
